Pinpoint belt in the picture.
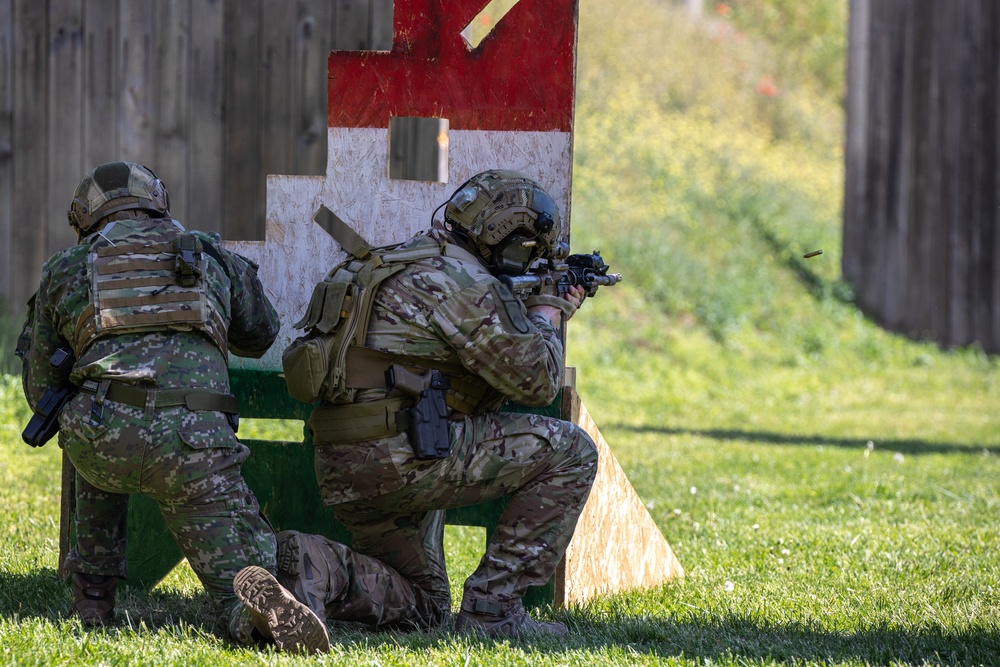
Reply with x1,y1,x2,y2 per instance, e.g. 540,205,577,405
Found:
309,397,411,443
80,380,239,413
308,396,466,444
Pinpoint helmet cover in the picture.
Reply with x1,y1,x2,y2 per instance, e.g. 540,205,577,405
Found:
444,169,562,274
68,161,170,235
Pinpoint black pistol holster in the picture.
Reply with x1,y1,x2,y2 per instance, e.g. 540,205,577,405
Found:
385,365,452,460
22,348,78,447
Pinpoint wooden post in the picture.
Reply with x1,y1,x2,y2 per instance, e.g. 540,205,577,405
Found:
843,0,1000,352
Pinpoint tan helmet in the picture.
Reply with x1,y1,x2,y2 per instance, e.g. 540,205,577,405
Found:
68,161,170,236
444,169,563,275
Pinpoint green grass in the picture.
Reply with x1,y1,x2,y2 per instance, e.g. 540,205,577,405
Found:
2,0,999,664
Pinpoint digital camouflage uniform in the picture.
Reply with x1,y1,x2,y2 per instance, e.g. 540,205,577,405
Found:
281,229,598,630
19,217,280,636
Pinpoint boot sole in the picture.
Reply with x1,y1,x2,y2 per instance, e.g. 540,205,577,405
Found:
233,566,330,654
276,531,302,576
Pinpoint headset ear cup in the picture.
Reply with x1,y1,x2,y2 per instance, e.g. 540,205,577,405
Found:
68,196,93,233
491,233,537,275
149,178,170,215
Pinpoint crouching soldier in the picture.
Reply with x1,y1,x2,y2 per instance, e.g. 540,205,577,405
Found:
17,161,329,654
254,170,598,637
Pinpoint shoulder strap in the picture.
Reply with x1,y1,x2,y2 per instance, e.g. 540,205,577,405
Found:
314,205,376,262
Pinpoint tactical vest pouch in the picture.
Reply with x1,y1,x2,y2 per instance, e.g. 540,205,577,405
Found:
282,330,341,404
293,280,352,333
283,279,364,404
173,235,203,286
283,234,453,406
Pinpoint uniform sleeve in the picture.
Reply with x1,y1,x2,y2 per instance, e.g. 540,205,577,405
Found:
428,281,564,407
223,250,280,358
20,285,65,410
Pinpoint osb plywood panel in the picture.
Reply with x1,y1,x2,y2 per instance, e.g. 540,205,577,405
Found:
560,393,683,606
224,126,572,372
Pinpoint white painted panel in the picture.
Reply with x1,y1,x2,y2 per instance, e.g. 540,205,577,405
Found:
224,128,572,371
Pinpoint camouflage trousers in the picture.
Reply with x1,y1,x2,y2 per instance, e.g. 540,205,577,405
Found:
301,410,598,629
58,390,276,634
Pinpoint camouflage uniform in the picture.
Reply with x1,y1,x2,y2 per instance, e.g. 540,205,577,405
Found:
20,217,280,636
284,229,598,630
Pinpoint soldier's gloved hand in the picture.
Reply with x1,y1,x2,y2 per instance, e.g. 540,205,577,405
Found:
525,285,586,323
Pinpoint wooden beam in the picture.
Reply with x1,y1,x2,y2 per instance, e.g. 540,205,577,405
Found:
12,0,48,309
0,0,12,307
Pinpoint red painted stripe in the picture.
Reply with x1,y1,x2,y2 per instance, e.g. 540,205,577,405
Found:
328,0,577,132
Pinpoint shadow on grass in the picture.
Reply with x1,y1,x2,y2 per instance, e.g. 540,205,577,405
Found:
563,612,1000,666
607,423,1000,456
3,570,996,664
0,568,216,634
309,612,1000,666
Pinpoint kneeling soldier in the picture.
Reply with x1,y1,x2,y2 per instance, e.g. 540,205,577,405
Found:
275,170,599,637
18,162,328,654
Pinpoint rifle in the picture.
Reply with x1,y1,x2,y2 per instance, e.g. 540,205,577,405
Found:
499,249,623,299
22,348,77,447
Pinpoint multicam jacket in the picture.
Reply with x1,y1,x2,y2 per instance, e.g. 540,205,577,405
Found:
312,228,566,504
19,218,278,406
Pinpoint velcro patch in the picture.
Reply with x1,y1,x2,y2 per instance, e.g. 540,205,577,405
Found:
488,282,531,335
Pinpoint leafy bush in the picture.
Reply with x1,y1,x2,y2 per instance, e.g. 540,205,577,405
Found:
573,0,845,345
721,0,848,102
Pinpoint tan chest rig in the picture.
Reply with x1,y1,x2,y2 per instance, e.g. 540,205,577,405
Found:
73,220,229,356
282,212,501,443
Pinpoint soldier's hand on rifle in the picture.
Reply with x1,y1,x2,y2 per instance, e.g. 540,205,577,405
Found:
526,284,586,325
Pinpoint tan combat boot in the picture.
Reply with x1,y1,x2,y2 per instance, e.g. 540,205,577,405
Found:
233,566,331,654
70,572,118,627
275,530,349,618
455,598,569,638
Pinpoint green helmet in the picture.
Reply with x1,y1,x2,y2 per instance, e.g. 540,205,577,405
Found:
444,169,563,275
68,161,170,236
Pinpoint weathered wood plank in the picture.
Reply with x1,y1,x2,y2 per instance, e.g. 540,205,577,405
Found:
259,0,296,219
154,0,192,226
844,0,1000,351
939,3,967,347
292,0,332,175
12,0,48,310
389,116,448,182
189,0,225,232
921,0,950,344
842,0,869,299
369,0,393,51
993,0,1000,352
0,0,12,305
971,0,999,351
223,0,261,240
891,0,916,336
47,0,85,257
334,0,372,50
860,0,893,321
906,0,936,339
119,0,156,164
82,1,119,169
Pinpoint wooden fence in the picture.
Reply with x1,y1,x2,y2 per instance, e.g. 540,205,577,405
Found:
844,0,1000,352
0,0,392,315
